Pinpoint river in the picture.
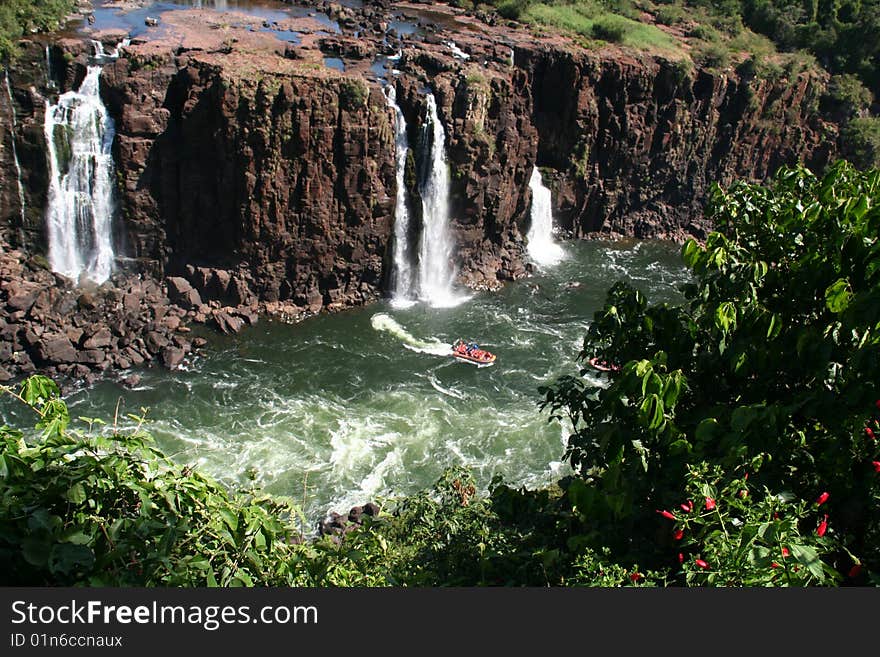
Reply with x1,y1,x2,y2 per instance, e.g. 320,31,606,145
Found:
2,239,689,524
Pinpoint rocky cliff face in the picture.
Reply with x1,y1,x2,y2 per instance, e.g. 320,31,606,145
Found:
102,53,397,313
0,3,840,383
517,45,835,240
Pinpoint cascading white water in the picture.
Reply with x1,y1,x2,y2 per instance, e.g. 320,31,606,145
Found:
526,166,565,268
44,43,121,284
45,46,57,90
4,72,26,225
384,85,414,306
417,92,464,307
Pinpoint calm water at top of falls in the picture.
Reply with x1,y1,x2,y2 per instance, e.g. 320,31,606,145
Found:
0,240,690,524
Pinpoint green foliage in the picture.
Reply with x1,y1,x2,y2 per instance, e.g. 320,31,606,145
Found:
0,0,73,62
821,74,874,123
693,42,731,69
841,117,880,170
541,161,880,582
590,15,628,42
667,464,845,585
0,376,310,586
339,79,368,111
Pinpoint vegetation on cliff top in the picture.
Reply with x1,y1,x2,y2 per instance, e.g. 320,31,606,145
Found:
2,161,878,587
473,0,880,166
0,0,73,62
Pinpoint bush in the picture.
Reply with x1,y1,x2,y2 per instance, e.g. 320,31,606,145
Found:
655,5,685,26
841,117,880,170
591,16,628,42
540,161,880,583
0,376,310,586
821,73,874,123
496,0,532,20
693,42,730,68
339,79,368,110
0,0,73,62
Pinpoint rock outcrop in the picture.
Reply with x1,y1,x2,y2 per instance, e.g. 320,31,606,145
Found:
0,2,840,384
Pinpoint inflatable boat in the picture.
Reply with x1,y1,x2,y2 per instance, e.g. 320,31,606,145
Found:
452,339,496,365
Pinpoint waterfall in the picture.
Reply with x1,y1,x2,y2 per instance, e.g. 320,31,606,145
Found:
44,42,121,284
417,92,464,308
4,72,27,225
384,85,414,306
45,46,57,89
526,166,565,268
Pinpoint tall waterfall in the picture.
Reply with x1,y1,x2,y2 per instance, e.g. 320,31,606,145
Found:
44,42,121,284
4,72,26,225
417,93,463,308
526,166,565,268
384,85,414,306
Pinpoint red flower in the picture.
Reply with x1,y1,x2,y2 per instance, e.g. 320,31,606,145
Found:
673,528,684,541
677,553,684,564
771,562,780,569
630,572,643,582
704,497,716,511
772,512,780,519
817,514,828,537
815,491,830,506
695,559,710,570
849,564,862,578
657,509,676,520
867,427,876,440
872,461,880,473
875,399,880,410
738,489,748,499
680,500,693,513
781,547,790,557
744,472,749,481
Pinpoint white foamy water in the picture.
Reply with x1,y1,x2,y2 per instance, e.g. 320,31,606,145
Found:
371,312,451,356
417,93,469,308
44,41,122,284
4,71,26,226
527,167,565,268
35,240,692,525
385,85,414,304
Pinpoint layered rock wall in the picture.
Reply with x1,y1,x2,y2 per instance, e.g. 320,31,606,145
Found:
102,54,397,312
518,45,835,239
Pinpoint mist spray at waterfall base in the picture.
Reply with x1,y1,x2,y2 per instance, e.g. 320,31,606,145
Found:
527,167,566,268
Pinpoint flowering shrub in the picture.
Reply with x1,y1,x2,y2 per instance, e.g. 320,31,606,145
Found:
661,463,846,586
541,162,880,585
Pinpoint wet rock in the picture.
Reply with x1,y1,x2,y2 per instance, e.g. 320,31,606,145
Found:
213,310,245,335
160,346,187,370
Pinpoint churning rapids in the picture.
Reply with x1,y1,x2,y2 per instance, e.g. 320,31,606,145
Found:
1,240,689,524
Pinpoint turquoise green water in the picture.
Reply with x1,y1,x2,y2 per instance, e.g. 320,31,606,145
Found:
4,239,690,522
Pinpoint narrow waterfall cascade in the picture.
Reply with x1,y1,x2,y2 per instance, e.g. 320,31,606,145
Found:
4,72,27,224
526,166,565,268
384,85,414,307
44,42,123,284
45,46,57,90
417,92,466,308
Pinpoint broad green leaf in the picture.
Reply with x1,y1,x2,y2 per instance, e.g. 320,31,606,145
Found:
219,508,239,533
22,538,51,567
65,483,87,505
695,418,719,443
714,302,737,334
48,544,95,576
790,544,825,581
824,278,852,314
